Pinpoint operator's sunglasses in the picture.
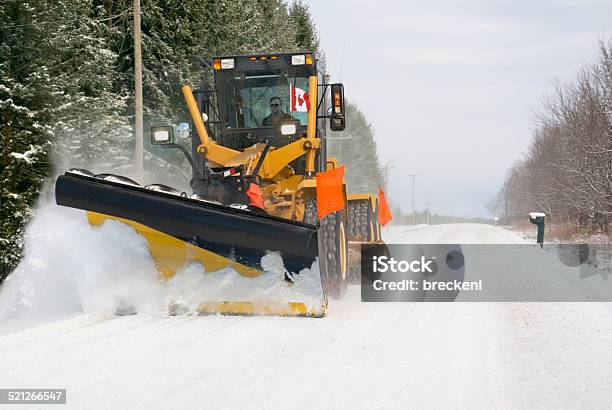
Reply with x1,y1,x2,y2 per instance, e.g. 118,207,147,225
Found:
270,103,280,107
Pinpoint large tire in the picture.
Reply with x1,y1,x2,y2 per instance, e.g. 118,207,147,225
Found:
304,198,318,225
373,204,382,241
304,198,348,299
348,200,375,242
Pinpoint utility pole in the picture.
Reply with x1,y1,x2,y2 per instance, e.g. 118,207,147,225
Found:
407,174,419,224
134,0,144,182
425,202,431,225
383,162,395,194
504,184,508,222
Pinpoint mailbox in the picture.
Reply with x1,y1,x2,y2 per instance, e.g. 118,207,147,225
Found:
529,212,545,248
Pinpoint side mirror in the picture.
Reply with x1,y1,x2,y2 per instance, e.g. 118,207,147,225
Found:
529,212,546,248
330,83,346,131
151,126,174,145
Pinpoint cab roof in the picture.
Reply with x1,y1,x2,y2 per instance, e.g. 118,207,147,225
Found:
211,52,317,73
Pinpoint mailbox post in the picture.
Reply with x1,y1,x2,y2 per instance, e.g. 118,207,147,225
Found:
529,212,545,248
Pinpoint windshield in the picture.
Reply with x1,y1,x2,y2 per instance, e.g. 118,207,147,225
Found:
217,72,310,129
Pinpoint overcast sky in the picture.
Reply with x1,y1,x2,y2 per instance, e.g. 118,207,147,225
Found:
306,0,611,217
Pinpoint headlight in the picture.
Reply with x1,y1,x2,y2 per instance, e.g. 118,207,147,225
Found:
281,124,296,135
220,58,234,69
153,130,170,142
150,126,174,145
291,54,305,65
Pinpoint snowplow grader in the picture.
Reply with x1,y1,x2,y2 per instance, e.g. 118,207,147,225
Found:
55,52,387,317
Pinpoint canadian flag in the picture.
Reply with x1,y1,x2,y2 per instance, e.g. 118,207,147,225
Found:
290,84,310,112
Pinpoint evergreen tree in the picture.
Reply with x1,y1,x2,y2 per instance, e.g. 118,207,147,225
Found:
289,0,319,51
48,0,132,169
327,101,385,193
0,0,52,280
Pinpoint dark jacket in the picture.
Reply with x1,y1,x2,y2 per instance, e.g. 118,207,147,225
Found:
261,112,293,126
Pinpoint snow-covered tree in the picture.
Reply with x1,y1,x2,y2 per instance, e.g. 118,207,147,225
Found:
500,39,612,232
289,0,319,51
327,102,385,194
46,0,132,170
0,0,52,280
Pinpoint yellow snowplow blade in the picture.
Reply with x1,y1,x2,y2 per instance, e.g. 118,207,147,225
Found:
196,302,319,317
87,212,261,279
87,212,327,318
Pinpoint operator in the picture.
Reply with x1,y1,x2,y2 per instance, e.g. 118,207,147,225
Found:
261,96,293,126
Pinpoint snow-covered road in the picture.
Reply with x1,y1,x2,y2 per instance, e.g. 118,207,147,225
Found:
383,222,528,244
1,223,611,409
